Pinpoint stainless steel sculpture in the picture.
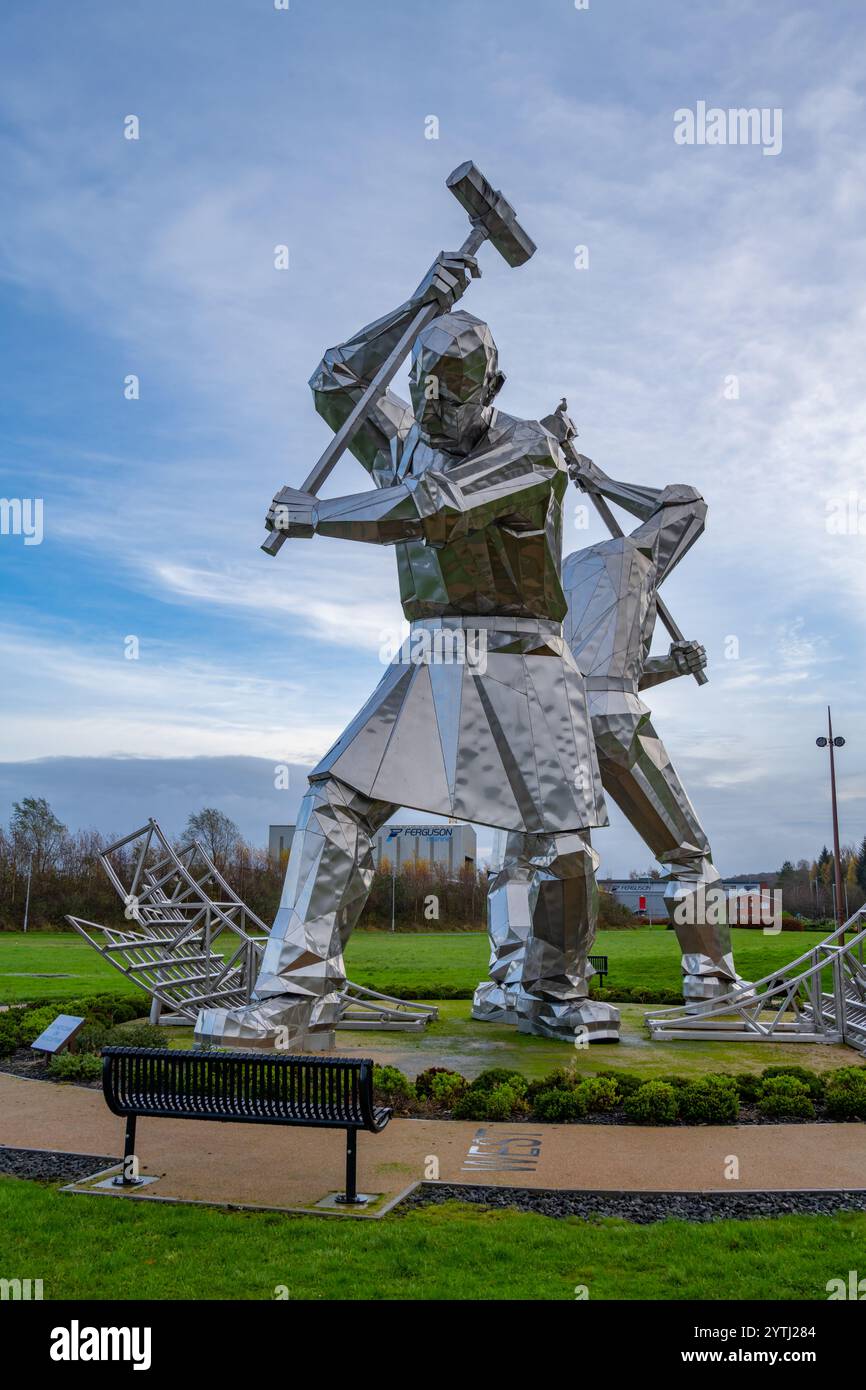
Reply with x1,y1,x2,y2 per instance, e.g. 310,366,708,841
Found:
195,163,620,1049
647,908,866,1054
473,402,744,1027
66,820,437,1039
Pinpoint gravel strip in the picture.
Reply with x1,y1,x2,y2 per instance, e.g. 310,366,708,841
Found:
0,1146,118,1183
400,1182,866,1223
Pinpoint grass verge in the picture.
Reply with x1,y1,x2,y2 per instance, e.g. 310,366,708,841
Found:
0,1177,863,1300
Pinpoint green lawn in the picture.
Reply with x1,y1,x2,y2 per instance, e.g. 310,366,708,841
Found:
1,1178,863,1300
344,926,833,996
151,999,860,1080
0,926,832,1004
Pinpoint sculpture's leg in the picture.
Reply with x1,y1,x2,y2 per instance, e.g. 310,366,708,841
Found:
595,707,744,1004
472,831,533,1024
195,777,396,1047
512,830,620,1042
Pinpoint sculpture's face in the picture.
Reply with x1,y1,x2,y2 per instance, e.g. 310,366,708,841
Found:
410,311,503,453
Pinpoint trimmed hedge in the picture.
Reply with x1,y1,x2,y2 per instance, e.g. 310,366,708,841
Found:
624,1081,680,1125
369,1060,866,1125
757,1075,814,1119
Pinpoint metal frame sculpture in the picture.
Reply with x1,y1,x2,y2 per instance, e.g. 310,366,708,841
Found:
66,819,437,1038
646,907,866,1053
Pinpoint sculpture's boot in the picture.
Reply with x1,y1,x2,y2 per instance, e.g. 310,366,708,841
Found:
194,776,396,1049
195,994,322,1050
472,839,534,1024
663,856,751,1010
509,829,621,1043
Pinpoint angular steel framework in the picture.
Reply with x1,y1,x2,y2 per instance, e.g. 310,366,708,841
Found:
645,907,866,1053
66,820,437,1037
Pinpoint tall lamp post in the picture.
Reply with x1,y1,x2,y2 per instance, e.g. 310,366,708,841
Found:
816,706,846,934
22,854,33,934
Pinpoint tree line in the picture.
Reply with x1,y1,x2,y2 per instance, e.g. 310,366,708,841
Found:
0,799,494,932
776,843,866,920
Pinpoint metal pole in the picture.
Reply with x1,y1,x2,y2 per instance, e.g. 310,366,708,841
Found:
391,855,396,933
827,707,846,936
22,855,32,933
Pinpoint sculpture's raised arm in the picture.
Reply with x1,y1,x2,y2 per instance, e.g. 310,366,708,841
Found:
569,453,706,584
267,425,563,548
309,252,479,485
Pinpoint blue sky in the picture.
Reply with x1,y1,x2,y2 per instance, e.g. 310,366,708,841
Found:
1,0,864,873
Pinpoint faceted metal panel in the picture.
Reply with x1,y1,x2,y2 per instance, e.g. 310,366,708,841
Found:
313,618,605,834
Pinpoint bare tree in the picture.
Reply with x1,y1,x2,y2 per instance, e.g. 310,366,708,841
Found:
183,808,242,871
10,797,67,875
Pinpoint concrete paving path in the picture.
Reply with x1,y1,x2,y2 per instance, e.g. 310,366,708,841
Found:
3,1072,865,1216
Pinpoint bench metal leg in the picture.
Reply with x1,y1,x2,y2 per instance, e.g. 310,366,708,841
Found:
335,1129,368,1206
113,1114,143,1187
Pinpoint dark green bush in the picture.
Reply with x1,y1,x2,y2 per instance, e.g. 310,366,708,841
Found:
760,1065,825,1100
678,1076,739,1125
595,1069,644,1099
575,1075,619,1112
428,1071,469,1108
0,1018,20,1057
468,1068,527,1095
532,1087,586,1122
485,1082,527,1120
824,1067,866,1121
12,993,143,1025
47,1053,102,1082
106,1023,165,1049
623,1081,679,1125
757,1075,814,1119
731,1071,764,1103
74,1023,112,1053
525,1066,579,1104
372,1064,415,1106
452,1089,491,1121
414,1066,457,1099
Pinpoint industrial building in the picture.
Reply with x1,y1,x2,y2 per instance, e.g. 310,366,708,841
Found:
373,822,476,875
600,878,766,922
268,824,295,863
269,820,477,879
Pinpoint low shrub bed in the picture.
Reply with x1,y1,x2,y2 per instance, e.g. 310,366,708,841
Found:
371,1062,866,1126
0,992,160,1085
0,991,146,1057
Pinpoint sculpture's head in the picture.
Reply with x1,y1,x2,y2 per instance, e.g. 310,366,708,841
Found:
409,310,505,452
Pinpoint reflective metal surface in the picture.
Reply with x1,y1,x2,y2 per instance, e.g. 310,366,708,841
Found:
197,204,612,1047
473,451,744,1028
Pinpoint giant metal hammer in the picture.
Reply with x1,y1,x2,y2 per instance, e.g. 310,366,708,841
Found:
262,161,536,555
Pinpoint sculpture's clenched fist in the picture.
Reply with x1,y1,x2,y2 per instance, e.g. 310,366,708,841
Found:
266,486,318,540
413,250,480,313
566,452,605,492
670,640,707,676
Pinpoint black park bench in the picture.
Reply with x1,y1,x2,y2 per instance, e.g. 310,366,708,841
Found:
101,1046,391,1206
589,953,609,983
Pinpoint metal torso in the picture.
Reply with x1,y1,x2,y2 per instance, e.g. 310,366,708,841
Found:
388,411,568,622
